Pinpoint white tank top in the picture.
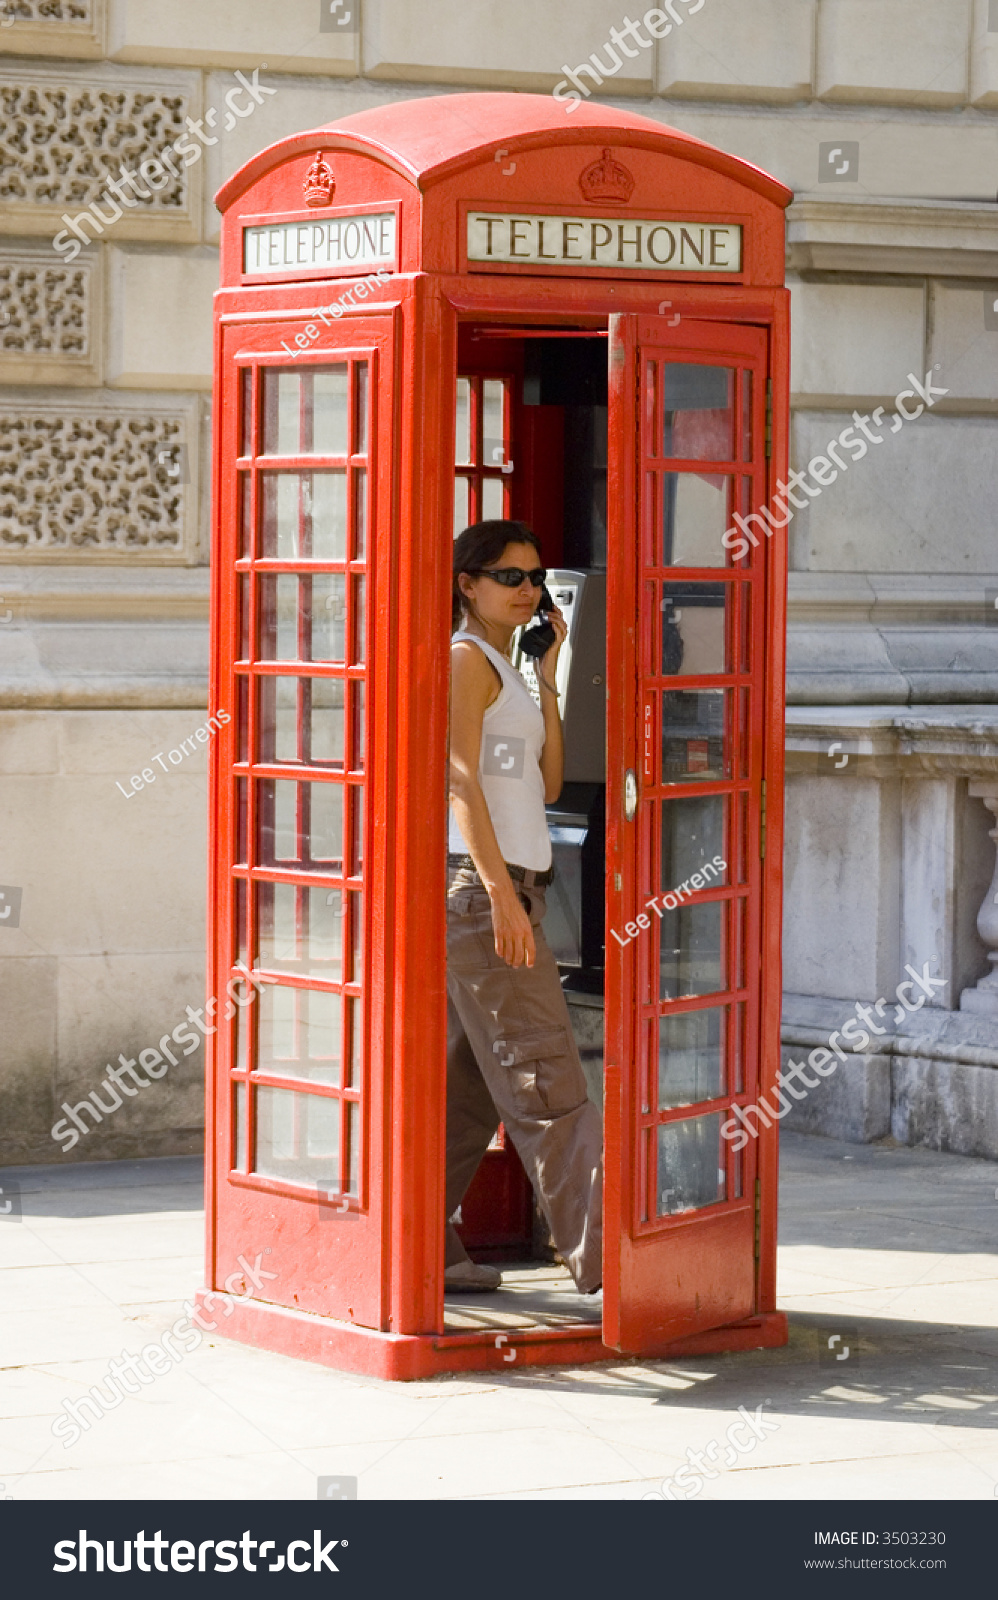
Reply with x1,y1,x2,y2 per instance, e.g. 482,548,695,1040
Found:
448,631,552,872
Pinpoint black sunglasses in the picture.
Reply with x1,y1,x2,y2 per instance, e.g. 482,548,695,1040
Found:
466,566,547,589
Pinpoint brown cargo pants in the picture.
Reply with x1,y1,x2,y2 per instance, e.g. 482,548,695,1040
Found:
445,863,603,1294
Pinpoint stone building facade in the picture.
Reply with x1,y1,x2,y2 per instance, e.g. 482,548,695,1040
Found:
1,0,996,1164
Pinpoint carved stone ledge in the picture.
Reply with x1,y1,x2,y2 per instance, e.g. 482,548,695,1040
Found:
0,62,201,242
0,391,202,562
0,0,105,58
0,241,101,385
785,705,998,778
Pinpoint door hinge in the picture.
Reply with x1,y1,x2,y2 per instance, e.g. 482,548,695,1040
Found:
754,1177,762,1265
759,778,767,860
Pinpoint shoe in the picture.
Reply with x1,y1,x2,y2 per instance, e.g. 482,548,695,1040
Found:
444,1260,503,1292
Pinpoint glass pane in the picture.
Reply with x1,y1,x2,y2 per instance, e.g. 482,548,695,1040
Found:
352,787,364,873
259,676,299,764
235,989,250,1069
309,676,345,765
309,781,343,864
741,370,753,462
455,377,472,465
481,476,505,521
239,369,252,458
262,369,301,456
259,574,299,662
662,690,729,784
454,476,470,539
657,1112,726,1215
659,1007,725,1108
255,985,342,1084
310,886,345,975
661,583,729,676
261,473,300,558
355,363,369,456
482,379,505,468
661,796,727,890
238,474,251,558
660,900,724,1000
263,880,297,963
353,681,365,772
347,1101,360,1195
307,471,347,560
310,574,346,661
352,576,366,663
234,1081,247,1169
662,364,734,460
236,776,247,864
236,676,249,763
346,995,361,1088
257,780,342,872
257,883,344,980
350,892,363,980
256,778,297,863
234,877,247,967
238,575,250,659
354,469,367,562
254,1085,340,1182
662,473,731,568
311,367,349,456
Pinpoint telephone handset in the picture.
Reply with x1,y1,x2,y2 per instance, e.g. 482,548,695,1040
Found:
518,584,557,660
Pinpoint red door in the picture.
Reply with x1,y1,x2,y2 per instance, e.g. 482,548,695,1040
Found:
208,311,395,1328
604,313,773,1352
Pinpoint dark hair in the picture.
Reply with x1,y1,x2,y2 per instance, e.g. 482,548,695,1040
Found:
452,520,542,633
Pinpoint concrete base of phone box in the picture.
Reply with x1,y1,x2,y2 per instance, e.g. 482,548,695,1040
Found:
193,1292,788,1380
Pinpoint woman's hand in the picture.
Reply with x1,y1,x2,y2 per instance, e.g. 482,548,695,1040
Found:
489,885,536,968
538,604,568,689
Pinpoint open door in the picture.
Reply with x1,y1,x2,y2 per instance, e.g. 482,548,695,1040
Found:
604,312,772,1352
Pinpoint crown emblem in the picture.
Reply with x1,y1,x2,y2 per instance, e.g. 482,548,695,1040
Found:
578,147,635,206
303,152,335,207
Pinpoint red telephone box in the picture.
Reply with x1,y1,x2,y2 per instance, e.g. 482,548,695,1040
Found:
202,93,792,1378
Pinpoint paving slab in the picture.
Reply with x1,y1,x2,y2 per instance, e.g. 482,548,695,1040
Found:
0,1133,996,1501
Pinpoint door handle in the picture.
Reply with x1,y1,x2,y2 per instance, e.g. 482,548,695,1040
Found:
624,769,638,822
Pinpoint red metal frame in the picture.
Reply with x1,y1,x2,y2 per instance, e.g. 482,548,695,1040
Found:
205,93,791,1377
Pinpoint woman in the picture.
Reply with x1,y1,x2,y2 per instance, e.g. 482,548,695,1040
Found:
445,519,603,1295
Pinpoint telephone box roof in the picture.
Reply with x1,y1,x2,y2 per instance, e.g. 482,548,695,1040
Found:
215,91,793,214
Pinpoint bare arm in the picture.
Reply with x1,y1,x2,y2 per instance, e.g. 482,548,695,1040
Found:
448,641,535,968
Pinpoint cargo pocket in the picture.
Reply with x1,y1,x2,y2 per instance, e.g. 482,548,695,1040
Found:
501,1026,587,1118
447,888,498,970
